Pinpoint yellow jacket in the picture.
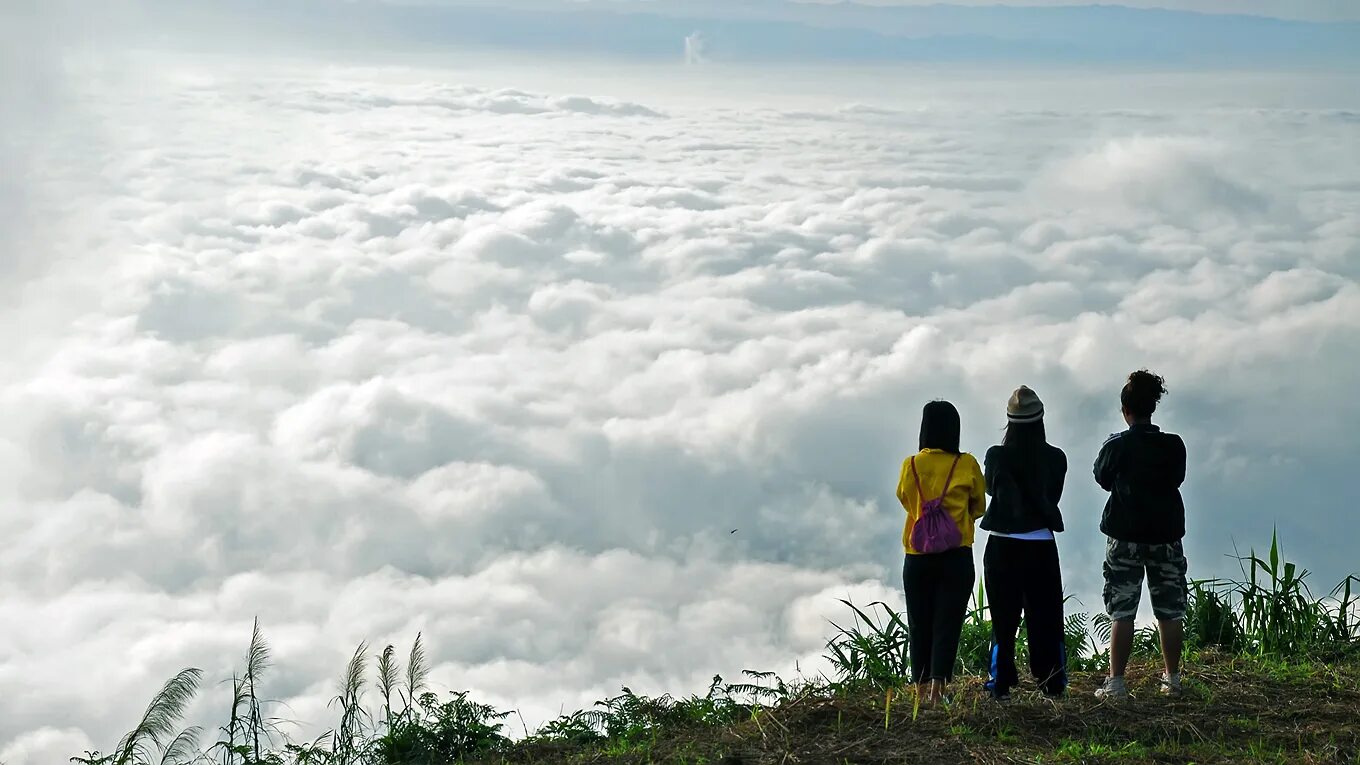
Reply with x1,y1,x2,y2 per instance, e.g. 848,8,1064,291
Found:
897,448,987,554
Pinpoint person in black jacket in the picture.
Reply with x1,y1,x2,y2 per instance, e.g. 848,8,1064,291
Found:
1093,370,1189,700
980,385,1068,700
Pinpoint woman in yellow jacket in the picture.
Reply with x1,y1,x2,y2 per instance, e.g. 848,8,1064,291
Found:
896,400,987,703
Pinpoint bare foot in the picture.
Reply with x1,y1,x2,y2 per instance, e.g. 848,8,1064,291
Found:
928,679,945,704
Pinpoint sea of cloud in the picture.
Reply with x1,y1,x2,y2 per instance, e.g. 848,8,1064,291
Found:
0,52,1358,762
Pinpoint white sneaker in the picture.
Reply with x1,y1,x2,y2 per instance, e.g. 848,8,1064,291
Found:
1160,673,1183,697
1094,676,1129,700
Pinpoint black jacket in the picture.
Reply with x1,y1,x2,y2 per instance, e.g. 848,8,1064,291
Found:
981,444,1067,534
1093,424,1187,544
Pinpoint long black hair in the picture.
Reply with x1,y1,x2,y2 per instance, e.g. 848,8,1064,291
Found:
919,400,961,454
1003,418,1047,449
1001,417,1057,529
1002,418,1047,478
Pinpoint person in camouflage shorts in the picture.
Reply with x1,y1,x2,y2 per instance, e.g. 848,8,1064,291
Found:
1092,371,1189,699
1103,539,1189,622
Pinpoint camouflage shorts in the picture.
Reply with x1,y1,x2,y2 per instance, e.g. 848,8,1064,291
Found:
1102,538,1189,622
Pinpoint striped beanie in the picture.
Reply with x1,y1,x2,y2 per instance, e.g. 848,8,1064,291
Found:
1007,386,1044,423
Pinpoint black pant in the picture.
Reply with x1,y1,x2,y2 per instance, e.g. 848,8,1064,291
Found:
983,535,1067,697
901,548,975,683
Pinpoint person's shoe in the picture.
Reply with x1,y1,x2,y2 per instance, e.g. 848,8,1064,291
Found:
1159,673,1183,698
1094,676,1129,700
1041,673,1069,700
985,680,1010,703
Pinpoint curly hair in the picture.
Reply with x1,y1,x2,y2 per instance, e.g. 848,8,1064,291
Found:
1121,369,1168,419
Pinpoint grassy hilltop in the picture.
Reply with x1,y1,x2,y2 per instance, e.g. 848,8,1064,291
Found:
483,654,1360,764
74,534,1359,765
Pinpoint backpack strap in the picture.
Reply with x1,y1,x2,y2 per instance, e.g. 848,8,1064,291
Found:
911,453,963,500
938,454,962,501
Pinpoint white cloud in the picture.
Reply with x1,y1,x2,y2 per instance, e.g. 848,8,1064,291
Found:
1,50,1357,761
0,728,94,765
1040,136,1279,226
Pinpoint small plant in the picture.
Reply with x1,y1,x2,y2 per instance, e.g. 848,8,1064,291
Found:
329,642,371,765
216,619,278,765
1063,611,1108,673
723,669,792,707
671,675,747,727
1191,530,1360,659
378,690,510,762
824,600,911,689
957,579,998,677
583,686,681,749
1185,579,1243,652
564,675,756,754
1134,622,1163,656
533,710,604,745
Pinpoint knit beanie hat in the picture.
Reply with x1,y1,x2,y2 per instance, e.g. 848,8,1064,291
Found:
1007,386,1044,423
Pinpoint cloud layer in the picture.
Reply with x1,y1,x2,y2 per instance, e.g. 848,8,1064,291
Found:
1,54,1358,761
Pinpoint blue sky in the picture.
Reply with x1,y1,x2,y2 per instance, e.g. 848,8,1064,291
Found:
365,0,1360,23
845,0,1359,17
64,0,1360,66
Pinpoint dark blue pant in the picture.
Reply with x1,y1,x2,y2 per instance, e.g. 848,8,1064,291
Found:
901,548,975,683
983,535,1068,697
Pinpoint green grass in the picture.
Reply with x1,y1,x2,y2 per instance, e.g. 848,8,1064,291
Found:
1054,738,1150,761
76,533,1358,765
